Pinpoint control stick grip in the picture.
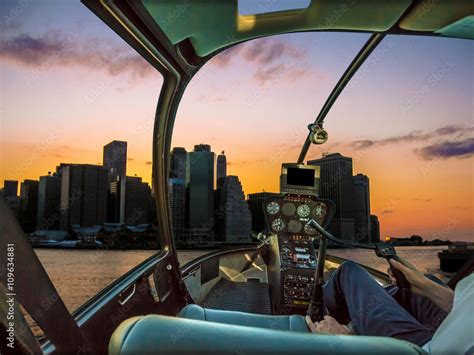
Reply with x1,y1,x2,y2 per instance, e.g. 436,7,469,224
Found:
388,256,411,289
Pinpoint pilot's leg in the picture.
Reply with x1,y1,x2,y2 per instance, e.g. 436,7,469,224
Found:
323,261,433,346
389,286,448,331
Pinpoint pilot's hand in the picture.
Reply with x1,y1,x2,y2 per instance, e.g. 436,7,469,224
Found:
305,315,352,335
389,258,427,295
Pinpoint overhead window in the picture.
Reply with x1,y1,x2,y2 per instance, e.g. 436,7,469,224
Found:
238,0,311,15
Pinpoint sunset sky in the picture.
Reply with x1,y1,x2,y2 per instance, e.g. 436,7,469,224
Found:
1,1,473,241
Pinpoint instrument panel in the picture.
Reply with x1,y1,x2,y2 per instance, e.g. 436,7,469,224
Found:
264,194,334,314
264,195,330,236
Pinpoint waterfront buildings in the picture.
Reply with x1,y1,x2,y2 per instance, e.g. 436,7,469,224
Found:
109,176,151,225
170,147,187,180
308,153,355,240
1,180,20,217
216,176,252,242
59,164,108,230
103,140,127,182
188,144,215,233
37,175,62,230
19,179,39,232
370,215,381,243
169,178,186,241
353,174,371,242
216,151,227,188
3,180,18,198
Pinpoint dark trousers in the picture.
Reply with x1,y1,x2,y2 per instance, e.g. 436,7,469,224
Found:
323,261,448,346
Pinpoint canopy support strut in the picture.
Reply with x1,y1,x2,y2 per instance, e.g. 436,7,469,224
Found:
297,33,385,164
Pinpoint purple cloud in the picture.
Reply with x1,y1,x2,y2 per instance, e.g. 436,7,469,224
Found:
415,137,474,160
347,125,474,151
0,31,154,78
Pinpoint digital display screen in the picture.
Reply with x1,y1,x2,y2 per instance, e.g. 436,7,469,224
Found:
286,167,315,187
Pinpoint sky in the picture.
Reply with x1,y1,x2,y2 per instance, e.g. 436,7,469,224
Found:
0,1,473,241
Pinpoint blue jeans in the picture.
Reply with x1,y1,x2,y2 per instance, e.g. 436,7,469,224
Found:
323,261,448,346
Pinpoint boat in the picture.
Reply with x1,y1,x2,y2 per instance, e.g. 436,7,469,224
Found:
0,1,472,354
438,243,474,272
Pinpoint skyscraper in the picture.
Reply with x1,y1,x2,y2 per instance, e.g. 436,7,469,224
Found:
3,180,18,198
188,144,215,234
247,192,280,233
2,180,20,217
169,178,186,241
109,176,151,225
370,215,380,243
170,147,187,180
216,176,252,242
37,175,62,230
308,153,355,240
103,140,127,182
216,151,227,188
353,174,371,242
19,179,39,232
59,164,108,230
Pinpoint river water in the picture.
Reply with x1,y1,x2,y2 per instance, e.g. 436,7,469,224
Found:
33,246,450,314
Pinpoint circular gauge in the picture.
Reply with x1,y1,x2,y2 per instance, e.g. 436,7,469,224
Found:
271,218,285,232
304,223,316,235
313,203,327,218
288,219,302,233
282,202,296,216
296,204,311,218
266,201,280,215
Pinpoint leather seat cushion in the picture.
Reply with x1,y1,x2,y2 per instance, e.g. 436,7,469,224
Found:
178,304,309,332
109,313,426,354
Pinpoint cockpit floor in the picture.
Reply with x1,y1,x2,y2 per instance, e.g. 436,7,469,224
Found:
200,279,272,315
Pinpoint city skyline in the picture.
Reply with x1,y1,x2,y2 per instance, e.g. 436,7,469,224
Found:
0,1,472,241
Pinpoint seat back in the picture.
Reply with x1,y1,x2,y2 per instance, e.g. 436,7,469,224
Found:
109,314,426,354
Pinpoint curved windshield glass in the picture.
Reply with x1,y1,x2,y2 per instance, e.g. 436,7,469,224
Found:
173,32,473,279
0,0,163,324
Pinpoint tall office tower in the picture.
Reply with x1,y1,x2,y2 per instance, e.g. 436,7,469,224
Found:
59,164,108,230
188,144,215,234
3,180,18,198
2,180,20,217
169,178,186,241
37,175,62,230
247,192,280,233
19,179,39,232
170,147,187,180
370,215,380,243
308,153,355,240
103,140,127,182
353,174,371,242
216,176,252,242
109,176,151,225
216,151,227,188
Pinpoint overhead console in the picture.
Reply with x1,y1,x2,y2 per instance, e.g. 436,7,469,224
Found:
265,164,334,315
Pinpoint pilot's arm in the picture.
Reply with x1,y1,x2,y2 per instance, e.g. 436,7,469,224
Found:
389,259,454,312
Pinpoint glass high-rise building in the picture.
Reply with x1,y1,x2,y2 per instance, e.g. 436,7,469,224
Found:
216,151,227,188
37,175,62,230
370,215,381,243
308,153,355,240
103,140,127,182
353,173,371,242
188,144,214,232
3,180,18,198
109,176,151,225
19,179,39,232
59,164,108,230
169,178,186,241
216,176,252,242
170,147,187,180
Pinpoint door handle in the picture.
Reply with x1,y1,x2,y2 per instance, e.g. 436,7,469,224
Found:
118,284,136,306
